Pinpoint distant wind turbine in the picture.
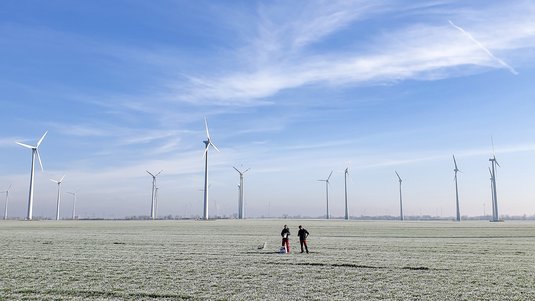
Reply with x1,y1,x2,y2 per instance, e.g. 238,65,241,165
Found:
146,170,163,220
233,166,250,219
318,171,333,219
344,168,349,220
489,138,500,222
16,131,47,220
2,184,12,220
50,175,65,221
453,155,461,222
202,117,220,220
66,190,79,220
395,171,403,221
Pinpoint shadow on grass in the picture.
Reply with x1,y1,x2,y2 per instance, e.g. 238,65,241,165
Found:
5,288,194,300
266,261,445,271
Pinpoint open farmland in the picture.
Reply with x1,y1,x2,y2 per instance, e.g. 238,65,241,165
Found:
1,220,535,300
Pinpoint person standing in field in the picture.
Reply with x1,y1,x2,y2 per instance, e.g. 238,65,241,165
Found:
281,225,290,253
298,225,309,253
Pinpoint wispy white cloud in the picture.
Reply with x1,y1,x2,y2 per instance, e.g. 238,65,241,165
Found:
176,1,535,104
52,124,111,137
354,142,535,170
448,20,518,75
0,137,23,148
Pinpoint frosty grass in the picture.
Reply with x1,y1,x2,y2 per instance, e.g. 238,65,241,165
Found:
1,219,534,300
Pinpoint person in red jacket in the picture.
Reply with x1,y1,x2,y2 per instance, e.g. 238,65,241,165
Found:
281,225,290,253
298,225,309,253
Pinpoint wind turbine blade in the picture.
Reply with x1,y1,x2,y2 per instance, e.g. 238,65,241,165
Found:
16,142,34,149
395,171,401,181
60,175,65,182
204,117,210,140
491,136,496,157
453,155,458,170
345,167,349,174
37,131,48,147
210,142,220,152
202,145,209,159
156,170,163,177
494,157,501,168
233,166,240,173
346,168,355,184
146,170,155,177
488,167,493,177
50,179,58,183
327,170,333,181
243,168,250,174
36,149,44,171
7,184,12,191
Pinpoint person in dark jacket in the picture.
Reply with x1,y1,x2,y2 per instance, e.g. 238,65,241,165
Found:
297,225,309,253
281,225,290,253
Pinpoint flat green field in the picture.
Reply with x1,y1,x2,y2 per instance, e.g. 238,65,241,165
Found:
1,220,534,300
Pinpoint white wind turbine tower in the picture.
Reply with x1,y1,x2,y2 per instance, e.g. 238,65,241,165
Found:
488,167,495,220
155,187,159,218
489,138,501,222
66,190,79,220
236,184,240,218
16,131,47,220
453,155,461,222
50,175,65,221
395,171,404,221
344,168,349,220
233,166,250,219
146,170,163,220
202,117,220,220
318,171,333,219
2,184,12,220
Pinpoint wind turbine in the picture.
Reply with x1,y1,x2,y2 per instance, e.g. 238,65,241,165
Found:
344,168,349,220
395,171,403,221
202,117,219,220
453,155,461,222
16,131,47,220
66,190,79,220
146,170,163,220
50,175,65,221
318,171,333,219
2,185,12,220
233,166,250,219
489,138,500,222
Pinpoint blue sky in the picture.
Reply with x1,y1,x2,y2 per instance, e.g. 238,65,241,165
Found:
1,0,535,219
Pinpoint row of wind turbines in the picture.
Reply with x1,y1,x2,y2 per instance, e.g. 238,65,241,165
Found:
314,146,502,222
10,118,245,221
394,150,501,222
142,117,248,220
10,119,503,221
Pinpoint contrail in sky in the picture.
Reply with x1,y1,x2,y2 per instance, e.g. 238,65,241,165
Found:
448,20,518,75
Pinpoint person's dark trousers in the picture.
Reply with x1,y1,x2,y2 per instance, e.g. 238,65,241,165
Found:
300,240,308,253
282,238,290,253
